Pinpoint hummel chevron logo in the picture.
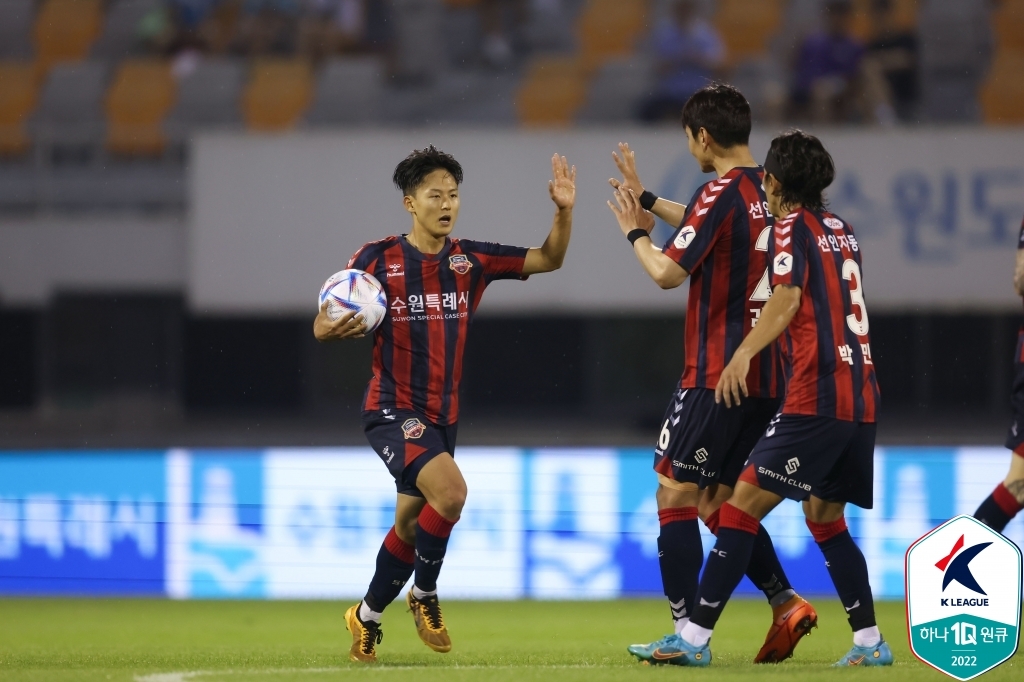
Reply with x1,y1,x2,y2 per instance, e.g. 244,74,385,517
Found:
674,402,684,413
777,237,791,247
696,206,709,216
844,600,860,612
699,598,721,608
936,534,992,594
670,415,680,426
777,225,792,235
700,191,711,204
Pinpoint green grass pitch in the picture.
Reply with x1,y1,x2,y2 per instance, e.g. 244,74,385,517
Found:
0,598,1019,681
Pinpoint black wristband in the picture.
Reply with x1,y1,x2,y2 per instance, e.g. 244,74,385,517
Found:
627,229,650,245
638,190,658,211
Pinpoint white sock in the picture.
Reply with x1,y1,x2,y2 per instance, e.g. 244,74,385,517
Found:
853,626,881,648
680,621,713,647
769,589,796,609
674,617,689,634
359,600,382,623
412,585,437,600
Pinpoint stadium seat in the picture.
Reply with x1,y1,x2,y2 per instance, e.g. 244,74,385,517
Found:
0,61,39,156
33,0,105,74
0,0,35,59
980,51,1024,124
713,0,782,66
305,57,385,126
92,0,163,59
166,58,245,129
516,56,588,126
576,55,656,123
993,0,1024,53
33,61,109,153
577,0,649,70
105,59,176,156
241,59,313,131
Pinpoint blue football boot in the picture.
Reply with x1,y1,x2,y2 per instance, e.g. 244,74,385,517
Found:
834,638,894,666
627,633,712,667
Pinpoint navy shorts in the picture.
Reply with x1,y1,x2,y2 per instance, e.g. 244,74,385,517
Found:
743,414,876,509
362,410,458,497
653,383,782,489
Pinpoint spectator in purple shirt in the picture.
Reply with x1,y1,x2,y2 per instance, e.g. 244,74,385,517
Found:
639,0,725,123
789,0,864,123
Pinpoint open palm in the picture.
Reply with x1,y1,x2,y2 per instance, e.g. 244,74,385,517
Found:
549,154,576,210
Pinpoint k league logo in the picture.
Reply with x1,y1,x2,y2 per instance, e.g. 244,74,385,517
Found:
905,515,1022,681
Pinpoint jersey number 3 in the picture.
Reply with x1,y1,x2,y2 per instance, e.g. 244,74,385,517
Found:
842,259,869,336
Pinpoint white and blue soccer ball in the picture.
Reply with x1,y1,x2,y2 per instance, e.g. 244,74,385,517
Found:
318,269,387,332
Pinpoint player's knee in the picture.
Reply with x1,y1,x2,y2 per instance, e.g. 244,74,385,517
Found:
435,482,467,519
656,483,698,509
397,518,418,544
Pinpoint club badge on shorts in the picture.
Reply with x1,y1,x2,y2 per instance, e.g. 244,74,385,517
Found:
905,515,1021,680
449,254,472,275
402,418,426,439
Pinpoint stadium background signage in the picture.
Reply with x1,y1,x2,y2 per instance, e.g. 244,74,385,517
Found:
1,447,1023,599
906,515,1022,680
188,129,1024,314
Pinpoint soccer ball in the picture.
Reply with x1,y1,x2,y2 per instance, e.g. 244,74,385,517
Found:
318,269,387,332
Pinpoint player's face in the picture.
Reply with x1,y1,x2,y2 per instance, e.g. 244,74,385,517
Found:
763,174,783,218
406,169,460,237
685,126,715,174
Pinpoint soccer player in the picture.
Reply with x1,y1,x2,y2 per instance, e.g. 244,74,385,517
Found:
636,129,892,667
314,146,576,663
607,83,815,665
973,214,1024,532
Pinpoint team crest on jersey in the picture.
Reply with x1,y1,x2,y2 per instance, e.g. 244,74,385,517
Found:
824,217,845,230
773,252,792,275
449,254,472,274
402,418,426,439
674,225,696,249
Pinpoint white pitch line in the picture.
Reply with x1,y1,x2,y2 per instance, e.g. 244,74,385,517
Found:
135,664,603,681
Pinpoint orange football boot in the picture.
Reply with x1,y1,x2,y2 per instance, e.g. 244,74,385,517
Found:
754,594,818,663
406,590,452,652
344,603,382,663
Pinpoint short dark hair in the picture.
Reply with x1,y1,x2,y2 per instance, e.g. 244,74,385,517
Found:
681,83,752,149
766,130,836,212
392,145,464,195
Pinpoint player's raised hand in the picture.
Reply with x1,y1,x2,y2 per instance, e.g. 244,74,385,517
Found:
313,303,367,341
548,154,576,210
607,187,655,237
715,353,751,408
610,142,644,195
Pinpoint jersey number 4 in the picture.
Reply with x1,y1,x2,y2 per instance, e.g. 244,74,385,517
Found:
750,227,772,302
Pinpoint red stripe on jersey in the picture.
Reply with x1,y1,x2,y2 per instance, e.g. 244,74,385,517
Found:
701,206,735,380
449,250,473,419
420,258,446,419
384,246,413,409
820,227,854,420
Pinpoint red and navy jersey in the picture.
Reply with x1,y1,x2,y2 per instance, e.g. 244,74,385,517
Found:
348,235,528,426
1016,216,1024,365
768,208,879,422
662,166,783,399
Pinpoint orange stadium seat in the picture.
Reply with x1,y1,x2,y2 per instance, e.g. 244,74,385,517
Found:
242,59,314,131
847,0,918,42
516,56,588,126
993,0,1024,53
0,61,40,156
713,0,783,65
105,59,176,156
577,0,649,70
33,0,104,74
980,51,1024,124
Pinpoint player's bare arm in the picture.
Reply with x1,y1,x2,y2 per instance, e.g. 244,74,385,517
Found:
608,186,689,289
1015,248,1024,296
313,305,367,341
523,154,575,276
610,142,687,227
715,284,802,407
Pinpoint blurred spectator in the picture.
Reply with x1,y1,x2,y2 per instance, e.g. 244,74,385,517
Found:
918,0,993,122
638,0,725,123
299,0,368,61
232,0,301,55
481,0,528,68
789,0,864,123
861,0,918,124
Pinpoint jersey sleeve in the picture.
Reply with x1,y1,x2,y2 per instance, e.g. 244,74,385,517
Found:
661,180,732,273
460,240,529,282
347,242,379,272
768,213,809,289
